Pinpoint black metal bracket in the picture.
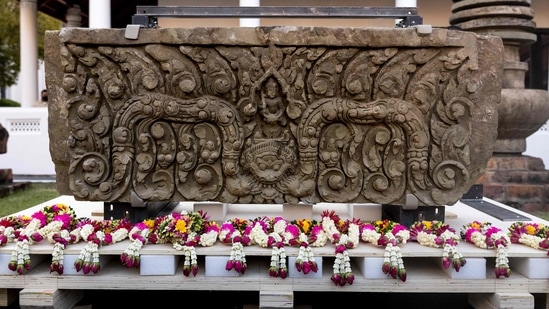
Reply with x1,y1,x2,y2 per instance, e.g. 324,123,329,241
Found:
131,6,423,29
103,192,179,223
460,184,531,222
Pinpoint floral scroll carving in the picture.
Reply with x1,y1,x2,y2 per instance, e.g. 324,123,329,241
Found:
46,27,502,206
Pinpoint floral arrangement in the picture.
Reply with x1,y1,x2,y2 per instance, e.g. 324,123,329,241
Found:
219,217,252,274
120,220,155,269
6,203,78,274
8,203,540,285
409,220,466,272
121,210,219,277
508,221,549,253
321,210,358,286
247,216,288,278
360,219,409,282
74,217,132,274
284,218,327,275
48,219,83,274
460,221,511,278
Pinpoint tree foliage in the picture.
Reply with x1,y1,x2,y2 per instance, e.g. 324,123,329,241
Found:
0,0,62,89
0,0,20,89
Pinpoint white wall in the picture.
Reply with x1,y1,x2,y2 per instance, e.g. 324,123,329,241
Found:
0,107,55,175
525,124,549,168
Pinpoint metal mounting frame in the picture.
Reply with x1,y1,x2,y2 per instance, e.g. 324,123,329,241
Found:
131,6,423,29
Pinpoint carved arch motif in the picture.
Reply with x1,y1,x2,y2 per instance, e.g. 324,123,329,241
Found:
57,37,492,206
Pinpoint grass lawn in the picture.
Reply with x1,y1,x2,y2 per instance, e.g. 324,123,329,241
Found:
0,182,60,217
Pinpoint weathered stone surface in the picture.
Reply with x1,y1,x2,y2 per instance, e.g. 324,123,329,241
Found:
44,26,503,206
0,123,8,154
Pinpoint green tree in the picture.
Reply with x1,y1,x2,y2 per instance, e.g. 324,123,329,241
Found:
0,0,61,98
0,0,20,96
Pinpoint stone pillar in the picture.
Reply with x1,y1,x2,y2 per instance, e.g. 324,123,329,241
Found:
65,4,82,27
239,0,260,27
19,0,38,108
89,0,111,28
450,0,549,212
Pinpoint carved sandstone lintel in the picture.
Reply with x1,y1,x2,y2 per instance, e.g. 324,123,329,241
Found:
44,26,503,206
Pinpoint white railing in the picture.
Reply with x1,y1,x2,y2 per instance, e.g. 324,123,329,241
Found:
0,107,548,177
0,107,55,176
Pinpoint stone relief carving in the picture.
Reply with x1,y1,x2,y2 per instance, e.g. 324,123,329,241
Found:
45,27,503,206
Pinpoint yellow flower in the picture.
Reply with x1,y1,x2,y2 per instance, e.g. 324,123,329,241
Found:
298,219,311,234
423,221,432,230
525,224,537,235
144,219,155,229
175,219,187,234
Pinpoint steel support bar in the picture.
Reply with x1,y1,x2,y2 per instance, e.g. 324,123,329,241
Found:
132,6,422,28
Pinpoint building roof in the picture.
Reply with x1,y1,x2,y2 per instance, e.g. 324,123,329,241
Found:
36,0,158,29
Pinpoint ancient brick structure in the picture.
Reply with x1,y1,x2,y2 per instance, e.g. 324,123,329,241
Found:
450,0,549,212
45,26,503,208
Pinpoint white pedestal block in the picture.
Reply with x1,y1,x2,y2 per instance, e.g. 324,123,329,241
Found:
62,254,112,275
282,203,313,221
511,257,549,279
441,257,486,279
205,256,243,277
205,255,262,277
355,257,387,278
288,256,323,278
140,255,181,276
347,204,382,222
193,202,227,222
0,253,46,275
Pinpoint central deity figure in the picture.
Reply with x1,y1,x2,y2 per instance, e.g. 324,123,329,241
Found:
241,75,299,202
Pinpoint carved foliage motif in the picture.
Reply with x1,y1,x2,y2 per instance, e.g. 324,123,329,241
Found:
59,42,480,206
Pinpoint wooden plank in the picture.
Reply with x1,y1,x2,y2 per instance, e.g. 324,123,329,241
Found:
19,288,83,309
260,287,293,309
468,292,534,309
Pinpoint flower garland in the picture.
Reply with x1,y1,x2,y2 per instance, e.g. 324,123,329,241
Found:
8,203,77,275
461,221,511,278
508,221,549,254
0,216,22,246
74,218,131,274
321,210,358,286
120,220,155,269
48,220,83,275
360,219,409,282
169,210,220,277
409,220,466,272
247,216,289,278
219,218,252,274
284,218,327,275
